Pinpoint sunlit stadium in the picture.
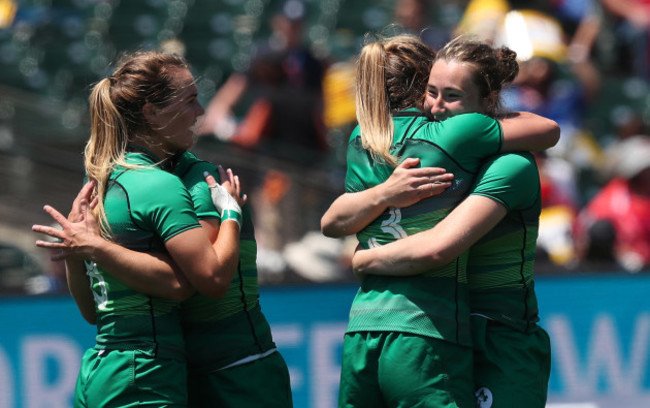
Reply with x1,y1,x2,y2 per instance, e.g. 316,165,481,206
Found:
1,1,649,407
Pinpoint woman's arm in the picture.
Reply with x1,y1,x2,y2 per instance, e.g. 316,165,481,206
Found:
85,241,193,302
500,111,560,152
164,220,239,299
65,260,97,324
160,171,244,299
352,195,507,276
35,171,245,300
33,184,195,302
321,158,453,237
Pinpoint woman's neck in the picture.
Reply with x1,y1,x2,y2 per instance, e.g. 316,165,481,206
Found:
129,135,170,161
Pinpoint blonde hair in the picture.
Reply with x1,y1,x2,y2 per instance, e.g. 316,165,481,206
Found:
355,34,435,165
84,51,189,238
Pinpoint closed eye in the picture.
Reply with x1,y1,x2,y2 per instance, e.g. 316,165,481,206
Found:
444,91,464,101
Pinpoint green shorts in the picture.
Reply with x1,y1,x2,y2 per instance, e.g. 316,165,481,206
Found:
472,316,551,408
187,350,293,407
74,346,188,407
339,331,475,408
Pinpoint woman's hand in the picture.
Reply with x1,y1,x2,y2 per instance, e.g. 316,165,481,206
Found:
216,165,248,208
380,158,454,208
32,181,103,261
205,168,247,229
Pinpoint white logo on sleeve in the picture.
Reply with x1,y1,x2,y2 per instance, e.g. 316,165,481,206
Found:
85,260,108,310
380,207,407,239
475,387,493,408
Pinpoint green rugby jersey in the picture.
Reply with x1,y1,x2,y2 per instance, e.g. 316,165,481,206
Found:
467,152,542,333
345,110,503,346
87,148,201,356
174,151,275,371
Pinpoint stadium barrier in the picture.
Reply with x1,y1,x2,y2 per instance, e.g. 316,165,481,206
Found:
1,273,649,408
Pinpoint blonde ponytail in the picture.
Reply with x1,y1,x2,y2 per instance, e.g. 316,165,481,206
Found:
355,41,397,166
354,34,436,166
84,78,128,239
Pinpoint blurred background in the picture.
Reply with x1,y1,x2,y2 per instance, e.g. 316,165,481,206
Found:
1,0,650,407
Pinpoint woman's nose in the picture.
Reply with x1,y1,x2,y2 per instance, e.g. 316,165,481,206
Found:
429,97,445,113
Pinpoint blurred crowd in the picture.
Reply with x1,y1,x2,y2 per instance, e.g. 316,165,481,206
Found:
2,0,650,294
198,0,650,283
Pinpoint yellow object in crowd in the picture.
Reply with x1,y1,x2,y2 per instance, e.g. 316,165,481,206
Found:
0,0,17,29
323,61,357,129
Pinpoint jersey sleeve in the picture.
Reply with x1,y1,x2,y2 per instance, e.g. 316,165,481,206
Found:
344,126,367,192
430,113,503,166
133,171,202,241
470,152,540,211
344,126,394,193
182,160,222,221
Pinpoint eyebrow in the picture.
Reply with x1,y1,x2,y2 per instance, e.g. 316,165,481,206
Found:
182,91,198,101
427,83,463,93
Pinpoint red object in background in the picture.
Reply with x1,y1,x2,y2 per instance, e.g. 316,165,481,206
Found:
583,178,650,266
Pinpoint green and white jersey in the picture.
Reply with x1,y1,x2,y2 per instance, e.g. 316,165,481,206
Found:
88,148,201,356
345,110,503,346
174,151,275,372
467,152,542,333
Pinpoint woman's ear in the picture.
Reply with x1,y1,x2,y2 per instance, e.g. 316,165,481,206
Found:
142,102,157,123
484,91,499,114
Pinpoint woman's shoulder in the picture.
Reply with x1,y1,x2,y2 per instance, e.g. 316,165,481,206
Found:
443,112,495,126
414,112,498,140
174,151,216,179
116,161,185,191
348,124,362,143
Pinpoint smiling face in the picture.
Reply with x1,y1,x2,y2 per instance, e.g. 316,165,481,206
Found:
147,67,205,154
423,59,485,121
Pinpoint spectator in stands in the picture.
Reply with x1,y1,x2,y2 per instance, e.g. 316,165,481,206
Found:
496,9,601,160
199,1,330,265
198,0,327,165
574,135,650,272
533,150,582,268
599,0,650,78
394,0,449,50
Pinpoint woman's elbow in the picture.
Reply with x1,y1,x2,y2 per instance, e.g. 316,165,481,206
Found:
321,216,350,238
426,247,456,269
322,225,342,238
540,119,561,149
82,312,97,325
194,277,228,299
168,285,195,302
321,215,337,238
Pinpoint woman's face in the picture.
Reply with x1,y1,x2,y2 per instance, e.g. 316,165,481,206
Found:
148,67,205,153
423,59,484,121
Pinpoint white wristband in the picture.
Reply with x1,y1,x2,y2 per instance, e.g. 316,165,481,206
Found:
220,209,242,228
